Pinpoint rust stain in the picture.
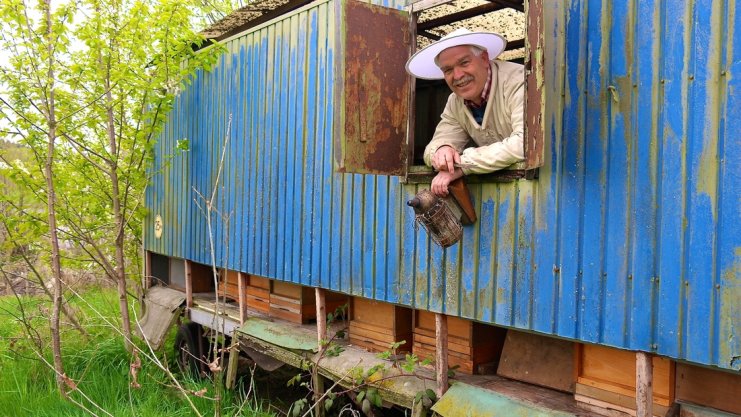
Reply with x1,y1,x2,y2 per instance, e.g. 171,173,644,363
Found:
524,0,544,169
341,1,409,175
720,247,741,370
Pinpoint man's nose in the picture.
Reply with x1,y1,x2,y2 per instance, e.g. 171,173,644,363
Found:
452,66,465,80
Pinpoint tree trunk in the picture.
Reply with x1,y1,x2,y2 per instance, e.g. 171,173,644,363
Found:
100,26,132,352
43,0,66,397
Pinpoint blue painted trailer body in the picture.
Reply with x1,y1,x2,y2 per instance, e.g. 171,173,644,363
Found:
144,0,740,371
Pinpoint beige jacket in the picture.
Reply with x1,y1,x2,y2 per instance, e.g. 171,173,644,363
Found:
423,60,525,175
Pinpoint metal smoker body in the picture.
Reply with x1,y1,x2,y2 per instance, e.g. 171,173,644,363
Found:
407,189,463,248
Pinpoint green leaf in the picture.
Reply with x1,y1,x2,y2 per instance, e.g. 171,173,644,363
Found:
361,398,371,415
324,398,333,410
175,138,189,151
356,390,365,403
425,389,437,401
369,389,383,407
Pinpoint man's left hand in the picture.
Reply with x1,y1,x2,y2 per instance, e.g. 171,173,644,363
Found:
431,168,464,197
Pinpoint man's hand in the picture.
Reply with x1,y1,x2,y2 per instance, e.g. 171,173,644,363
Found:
431,169,464,197
432,146,461,173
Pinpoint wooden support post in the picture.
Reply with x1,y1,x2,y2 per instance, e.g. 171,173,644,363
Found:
636,351,653,417
237,272,248,324
144,250,152,290
312,370,325,417
315,288,327,347
225,340,240,389
435,313,449,398
314,288,327,417
184,260,193,309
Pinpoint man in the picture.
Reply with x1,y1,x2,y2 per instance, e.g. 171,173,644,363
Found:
406,28,525,197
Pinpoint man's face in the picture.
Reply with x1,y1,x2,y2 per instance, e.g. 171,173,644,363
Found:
437,45,490,104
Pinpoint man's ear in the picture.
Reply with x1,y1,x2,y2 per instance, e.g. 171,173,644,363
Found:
481,50,490,62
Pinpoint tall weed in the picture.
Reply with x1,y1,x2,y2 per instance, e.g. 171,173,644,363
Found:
0,288,273,416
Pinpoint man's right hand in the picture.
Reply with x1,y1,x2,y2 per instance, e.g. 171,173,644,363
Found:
431,146,461,174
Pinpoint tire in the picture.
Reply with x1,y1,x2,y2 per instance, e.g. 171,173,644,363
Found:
174,322,206,377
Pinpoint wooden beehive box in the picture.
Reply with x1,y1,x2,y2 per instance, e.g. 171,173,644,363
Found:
270,281,347,324
675,362,741,415
575,344,675,416
246,275,271,314
217,269,240,301
413,310,506,375
349,298,413,353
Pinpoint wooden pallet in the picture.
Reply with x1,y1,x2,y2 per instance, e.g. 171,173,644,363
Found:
269,281,347,324
412,310,506,375
575,344,674,416
349,298,413,353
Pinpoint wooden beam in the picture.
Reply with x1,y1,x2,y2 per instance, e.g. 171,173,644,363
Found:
184,259,193,309
505,38,525,51
484,0,524,12
418,3,509,31
225,341,240,389
418,30,441,41
315,287,327,417
410,0,454,13
237,272,248,324
315,288,327,347
144,250,152,290
636,352,653,417
417,1,523,31
435,313,449,397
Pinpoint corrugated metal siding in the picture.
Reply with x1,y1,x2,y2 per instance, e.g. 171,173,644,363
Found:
144,0,740,370
529,0,739,368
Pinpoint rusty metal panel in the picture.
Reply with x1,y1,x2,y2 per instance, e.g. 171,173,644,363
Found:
335,0,411,176
524,0,544,169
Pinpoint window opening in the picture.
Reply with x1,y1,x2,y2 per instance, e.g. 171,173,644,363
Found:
407,0,542,183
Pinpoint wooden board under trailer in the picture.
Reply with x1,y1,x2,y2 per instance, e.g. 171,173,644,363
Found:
348,297,413,353
575,344,674,417
412,310,506,375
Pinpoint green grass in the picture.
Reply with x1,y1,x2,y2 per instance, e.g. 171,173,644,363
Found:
0,287,275,417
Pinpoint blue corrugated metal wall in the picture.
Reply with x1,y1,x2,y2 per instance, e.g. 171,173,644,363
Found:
145,0,740,371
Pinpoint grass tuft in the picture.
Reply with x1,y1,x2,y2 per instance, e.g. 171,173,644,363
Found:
0,287,273,416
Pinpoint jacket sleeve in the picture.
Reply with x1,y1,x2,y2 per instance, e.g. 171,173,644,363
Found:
422,94,471,168
458,77,525,175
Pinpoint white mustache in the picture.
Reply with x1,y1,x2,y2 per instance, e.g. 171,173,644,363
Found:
453,75,474,87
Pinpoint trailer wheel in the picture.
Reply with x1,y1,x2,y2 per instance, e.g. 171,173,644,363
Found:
174,322,206,377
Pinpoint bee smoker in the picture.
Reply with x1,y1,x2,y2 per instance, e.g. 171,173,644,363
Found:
407,189,463,248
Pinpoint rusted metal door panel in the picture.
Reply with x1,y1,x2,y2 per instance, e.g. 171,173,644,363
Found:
524,0,544,169
334,0,411,176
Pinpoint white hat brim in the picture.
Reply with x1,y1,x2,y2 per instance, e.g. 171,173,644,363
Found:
406,32,507,80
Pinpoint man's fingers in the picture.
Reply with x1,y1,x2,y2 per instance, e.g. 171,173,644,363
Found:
431,174,449,197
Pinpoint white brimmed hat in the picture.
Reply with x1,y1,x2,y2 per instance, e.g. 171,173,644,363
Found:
405,28,507,80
